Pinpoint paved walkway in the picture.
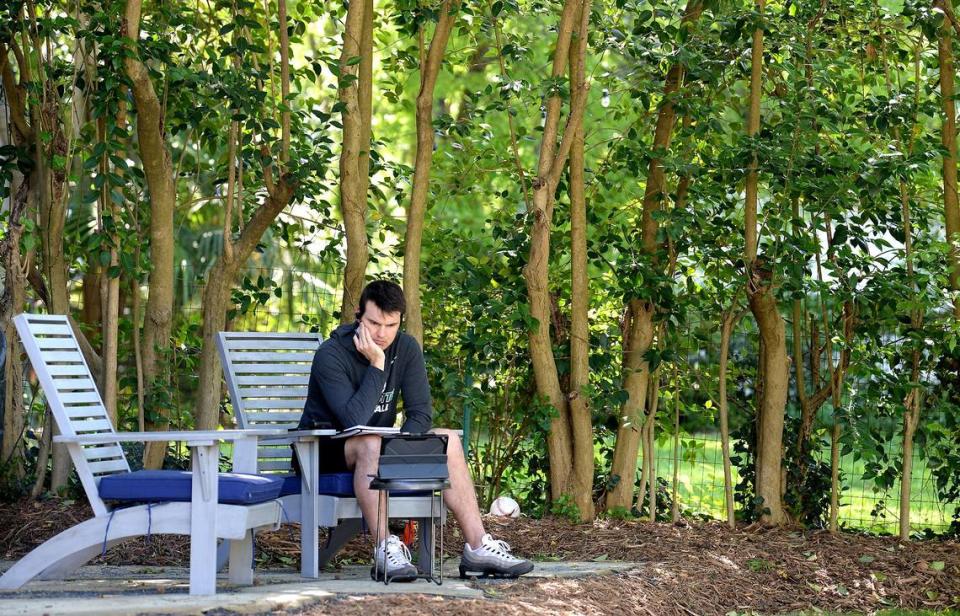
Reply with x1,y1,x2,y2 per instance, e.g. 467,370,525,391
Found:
0,560,639,615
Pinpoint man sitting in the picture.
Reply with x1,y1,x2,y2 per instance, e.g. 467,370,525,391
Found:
297,279,534,581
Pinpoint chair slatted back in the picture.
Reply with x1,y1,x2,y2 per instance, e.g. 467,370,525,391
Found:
14,314,129,514
217,332,322,473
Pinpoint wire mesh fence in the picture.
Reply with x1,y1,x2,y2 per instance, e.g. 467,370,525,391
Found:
651,432,958,534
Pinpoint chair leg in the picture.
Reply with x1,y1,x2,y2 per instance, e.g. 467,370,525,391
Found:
215,539,230,572
189,443,219,596
0,517,114,588
317,519,362,569
227,530,254,585
418,518,434,576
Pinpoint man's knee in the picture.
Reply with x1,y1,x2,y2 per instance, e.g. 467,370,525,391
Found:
432,428,463,454
344,434,381,468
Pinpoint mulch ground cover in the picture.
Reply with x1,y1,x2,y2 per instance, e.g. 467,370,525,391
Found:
1,498,958,615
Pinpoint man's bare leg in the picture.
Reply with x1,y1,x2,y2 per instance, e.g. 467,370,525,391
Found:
343,434,388,541
432,428,486,549
344,430,484,546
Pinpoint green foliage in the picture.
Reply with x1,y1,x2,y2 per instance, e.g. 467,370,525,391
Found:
4,0,960,534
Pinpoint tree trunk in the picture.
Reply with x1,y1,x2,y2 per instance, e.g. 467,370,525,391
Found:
196,262,235,430
898,169,922,541
36,114,73,492
671,364,680,523
80,268,102,331
939,18,960,319
403,0,460,345
719,306,744,529
741,0,786,526
607,300,654,510
749,290,788,525
194,167,296,429
643,369,661,520
567,28,593,519
193,0,298,429
97,113,122,425
828,422,840,533
0,188,27,477
606,0,703,513
522,0,589,503
338,0,371,322
125,0,177,469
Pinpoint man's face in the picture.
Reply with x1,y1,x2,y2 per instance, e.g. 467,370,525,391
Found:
358,300,402,349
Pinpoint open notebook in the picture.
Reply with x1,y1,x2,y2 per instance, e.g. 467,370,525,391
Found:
331,425,401,439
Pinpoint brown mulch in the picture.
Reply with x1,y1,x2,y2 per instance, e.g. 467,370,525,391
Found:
2,499,959,615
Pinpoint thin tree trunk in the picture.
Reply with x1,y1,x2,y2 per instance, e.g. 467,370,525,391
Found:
195,176,297,429
338,0,371,321
131,276,145,431
0,184,28,477
97,112,121,425
719,306,744,529
193,0,298,430
742,0,787,526
567,13,593,519
125,0,177,469
522,0,590,502
939,15,960,318
357,0,373,219
829,422,840,532
671,364,680,523
81,268,102,330
609,300,654,510
29,408,52,498
898,180,922,541
644,369,661,521
900,363,921,540
278,0,291,165
606,0,703,513
403,0,460,345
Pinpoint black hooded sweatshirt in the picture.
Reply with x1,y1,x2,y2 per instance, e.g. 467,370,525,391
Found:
297,322,433,433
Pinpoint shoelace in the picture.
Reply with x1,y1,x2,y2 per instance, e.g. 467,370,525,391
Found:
385,538,413,567
484,537,522,562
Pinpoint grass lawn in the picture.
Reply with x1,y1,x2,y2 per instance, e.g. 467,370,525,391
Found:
650,432,958,533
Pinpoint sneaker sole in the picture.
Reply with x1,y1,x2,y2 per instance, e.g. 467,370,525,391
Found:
459,562,534,579
370,566,419,583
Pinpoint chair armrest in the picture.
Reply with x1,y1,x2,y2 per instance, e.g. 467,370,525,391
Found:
285,429,338,440
54,429,290,446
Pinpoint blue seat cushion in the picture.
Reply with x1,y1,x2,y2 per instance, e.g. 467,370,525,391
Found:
98,470,283,505
278,472,355,497
279,473,431,498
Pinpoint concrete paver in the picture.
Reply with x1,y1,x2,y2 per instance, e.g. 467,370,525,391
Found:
0,560,639,615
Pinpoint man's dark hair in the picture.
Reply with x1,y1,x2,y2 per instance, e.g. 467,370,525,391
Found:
357,279,406,318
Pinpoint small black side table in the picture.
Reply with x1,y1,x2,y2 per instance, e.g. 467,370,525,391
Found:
369,477,451,585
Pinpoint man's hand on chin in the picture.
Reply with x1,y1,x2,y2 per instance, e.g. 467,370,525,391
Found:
354,322,386,370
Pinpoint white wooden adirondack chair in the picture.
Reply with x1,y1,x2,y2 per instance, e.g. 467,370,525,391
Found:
0,314,285,596
217,331,444,577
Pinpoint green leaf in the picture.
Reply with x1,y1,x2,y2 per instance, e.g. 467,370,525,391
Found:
930,561,945,571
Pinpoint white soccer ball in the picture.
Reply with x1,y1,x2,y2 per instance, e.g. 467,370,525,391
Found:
489,496,521,518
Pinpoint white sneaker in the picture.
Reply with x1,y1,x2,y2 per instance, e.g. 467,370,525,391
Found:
459,533,534,578
371,534,418,582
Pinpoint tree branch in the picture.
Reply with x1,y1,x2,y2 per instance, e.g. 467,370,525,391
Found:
936,0,960,40
0,45,31,139
231,175,297,264
548,0,592,188
278,0,291,164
